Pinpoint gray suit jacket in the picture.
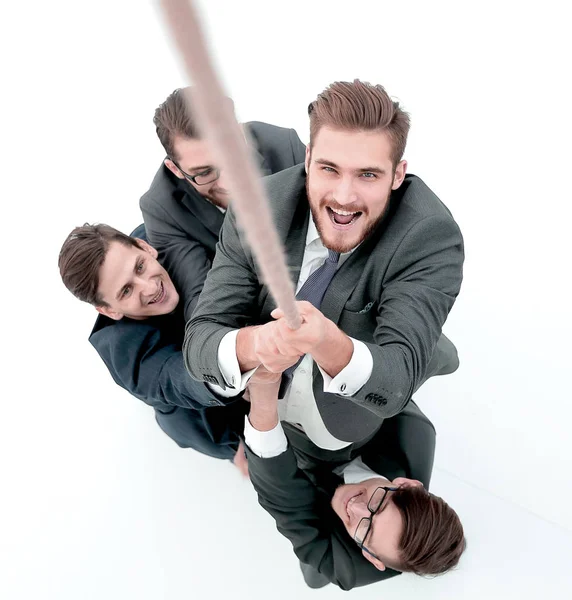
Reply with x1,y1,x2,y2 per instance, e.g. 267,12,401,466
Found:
185,164,464,441
140,121,306,320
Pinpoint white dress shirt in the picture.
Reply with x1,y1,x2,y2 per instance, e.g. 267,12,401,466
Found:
210,217,374,450
244,417,387,483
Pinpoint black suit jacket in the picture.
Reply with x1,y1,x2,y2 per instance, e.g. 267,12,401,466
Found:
140,121,306,320
246,445,403,590
186,165,464,441
246,399,437,590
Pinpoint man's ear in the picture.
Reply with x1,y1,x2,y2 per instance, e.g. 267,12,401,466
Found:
392,477,424,489
304,146,311,174
362,550,386,571
164,158,185,180
96,305,124,321
134,238,158,259
391,160,407,190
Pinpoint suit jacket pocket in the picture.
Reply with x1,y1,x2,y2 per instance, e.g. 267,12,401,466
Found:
338,304,377,345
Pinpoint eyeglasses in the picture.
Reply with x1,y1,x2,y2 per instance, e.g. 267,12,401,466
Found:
354,486,398,560
170,158,220,185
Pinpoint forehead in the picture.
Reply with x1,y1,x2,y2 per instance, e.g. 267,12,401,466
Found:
311,127,393,168
98,241,141,300
172,135,215,170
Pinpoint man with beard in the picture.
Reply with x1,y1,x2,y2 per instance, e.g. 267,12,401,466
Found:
185,79,464,455
140,87,306,320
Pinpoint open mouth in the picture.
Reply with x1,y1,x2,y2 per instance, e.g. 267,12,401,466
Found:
327,206,362,228
149,281,165,305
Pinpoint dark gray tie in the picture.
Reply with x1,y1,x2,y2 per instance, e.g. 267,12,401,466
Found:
280,249,341,396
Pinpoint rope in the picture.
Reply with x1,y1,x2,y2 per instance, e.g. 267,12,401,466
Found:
159,0,301,330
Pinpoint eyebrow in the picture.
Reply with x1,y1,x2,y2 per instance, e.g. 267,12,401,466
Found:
314,158,386,176
115,254,145,300
186,164,213,174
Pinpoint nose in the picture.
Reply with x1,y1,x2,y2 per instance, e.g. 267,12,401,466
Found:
348,495,371,520
333,177,358,206
138,277,157,303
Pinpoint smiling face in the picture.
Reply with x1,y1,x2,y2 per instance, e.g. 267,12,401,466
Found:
96,240,179,320
305,127,407,253
164,135,231,208
331,476,423,571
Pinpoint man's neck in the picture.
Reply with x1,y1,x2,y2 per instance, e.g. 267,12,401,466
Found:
203,195,227,213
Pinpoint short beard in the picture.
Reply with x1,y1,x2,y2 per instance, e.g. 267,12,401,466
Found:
306,177,391,253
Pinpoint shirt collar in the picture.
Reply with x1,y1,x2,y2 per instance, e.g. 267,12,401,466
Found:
305,214,321,248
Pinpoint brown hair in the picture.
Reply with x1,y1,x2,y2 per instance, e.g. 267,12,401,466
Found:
58,224,141,307
308,80,411,167
153,87,200,160
391,486,466,575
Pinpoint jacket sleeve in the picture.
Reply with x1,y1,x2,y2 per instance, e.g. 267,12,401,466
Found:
89,319,231,409
183,207,262,385
247,121,306,172
346,214,464,418
246,446,399,590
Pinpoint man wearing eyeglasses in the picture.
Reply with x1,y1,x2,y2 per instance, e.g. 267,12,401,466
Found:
245,370,466,590
140,87,306,320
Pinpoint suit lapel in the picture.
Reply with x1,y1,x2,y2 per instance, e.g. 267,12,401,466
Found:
244,122,272,177
320,243,373,325
284,206,310,287
177,179,225,237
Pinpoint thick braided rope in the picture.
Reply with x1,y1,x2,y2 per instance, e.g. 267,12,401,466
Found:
160,0,301,330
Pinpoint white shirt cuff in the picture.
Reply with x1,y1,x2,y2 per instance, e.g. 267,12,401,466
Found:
318,338,373,396
244,415,288,458
209,330,258,398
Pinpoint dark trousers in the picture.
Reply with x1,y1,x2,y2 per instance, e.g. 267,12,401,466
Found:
154,400,249,460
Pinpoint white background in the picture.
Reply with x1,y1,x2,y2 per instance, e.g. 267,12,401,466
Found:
2,1,572,598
